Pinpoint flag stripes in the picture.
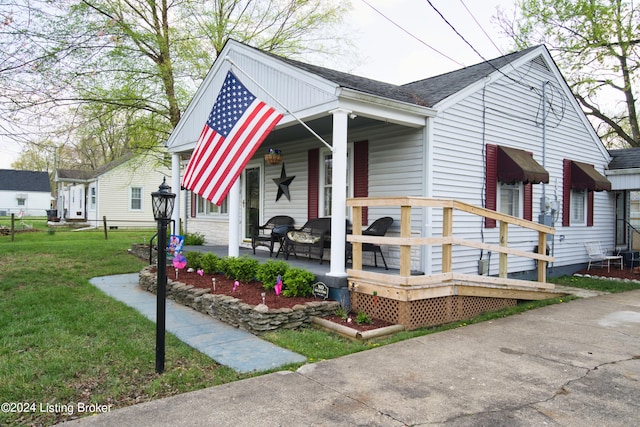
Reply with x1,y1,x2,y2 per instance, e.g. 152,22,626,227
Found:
181,71,283,206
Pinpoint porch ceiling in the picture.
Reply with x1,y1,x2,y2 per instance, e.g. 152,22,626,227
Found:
175,115,387,155
264,115,383,144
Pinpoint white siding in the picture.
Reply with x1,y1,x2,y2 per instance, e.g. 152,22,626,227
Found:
0,190,51,216
429,57,613,275
90,155,171,229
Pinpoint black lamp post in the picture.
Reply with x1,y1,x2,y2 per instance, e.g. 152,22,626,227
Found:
151,177,175,374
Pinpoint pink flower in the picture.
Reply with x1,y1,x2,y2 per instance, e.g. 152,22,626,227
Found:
274,274,283,296
197,269,204,276
172,252,187,269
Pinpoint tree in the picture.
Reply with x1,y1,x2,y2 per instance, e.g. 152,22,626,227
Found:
1,0,349,168
499,0,640,147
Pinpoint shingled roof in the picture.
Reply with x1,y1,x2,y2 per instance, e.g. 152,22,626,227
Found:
0,169,51,192
609,147,640,170
265,44,541,107
55,152,135,182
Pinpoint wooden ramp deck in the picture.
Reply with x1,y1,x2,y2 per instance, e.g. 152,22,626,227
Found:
346,197,564,330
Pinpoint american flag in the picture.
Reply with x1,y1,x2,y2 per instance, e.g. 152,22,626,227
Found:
182,71,283,205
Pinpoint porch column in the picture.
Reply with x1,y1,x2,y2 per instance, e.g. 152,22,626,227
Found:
328,108,350,278
171,153,181,234
228,178,240,257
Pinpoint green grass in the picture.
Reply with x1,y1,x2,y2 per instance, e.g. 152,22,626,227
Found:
3,221,638,425
550,274,640,293
0,227,248,426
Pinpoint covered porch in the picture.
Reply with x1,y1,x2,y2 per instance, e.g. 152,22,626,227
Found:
183,196,567,330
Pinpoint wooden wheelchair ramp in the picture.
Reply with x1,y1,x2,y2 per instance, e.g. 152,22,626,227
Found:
346,197,564,330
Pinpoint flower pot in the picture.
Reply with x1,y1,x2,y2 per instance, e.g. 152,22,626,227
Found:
264,153,283,165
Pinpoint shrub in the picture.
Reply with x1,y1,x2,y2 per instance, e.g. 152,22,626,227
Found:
256,260,290,291
184,251,203,270
334,306,348,320
200,253,221,274
183,232,206,246
222,256,259,283
355,311,372,325
282,267,315,297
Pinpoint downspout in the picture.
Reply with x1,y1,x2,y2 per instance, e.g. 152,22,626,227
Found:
422,116,433,275
542,81,548,210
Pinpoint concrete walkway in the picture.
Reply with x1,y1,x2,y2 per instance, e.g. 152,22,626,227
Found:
66,287,640,426
89,274,305,373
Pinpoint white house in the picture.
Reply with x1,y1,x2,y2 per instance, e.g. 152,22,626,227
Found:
165,40,613,282
0,169,51,217
55,152,172,228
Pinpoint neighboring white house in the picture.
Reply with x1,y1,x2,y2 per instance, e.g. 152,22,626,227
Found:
0,169,52,217
55,153,172,228
165,39,613,281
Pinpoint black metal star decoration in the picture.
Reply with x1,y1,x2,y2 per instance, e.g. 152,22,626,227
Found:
273,163,295,202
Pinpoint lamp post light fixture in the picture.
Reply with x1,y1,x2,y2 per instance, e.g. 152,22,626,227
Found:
151,177,175,374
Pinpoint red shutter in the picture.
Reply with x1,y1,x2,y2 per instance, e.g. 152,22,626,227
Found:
562,159,571,226
523,151,536,221
354,140,369,225
308,148,319,220
587,191,594,227
485,144,497,228
524,183,533,221
190,192,197,218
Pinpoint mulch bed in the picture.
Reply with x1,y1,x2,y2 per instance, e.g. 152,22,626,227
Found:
158,266,394,333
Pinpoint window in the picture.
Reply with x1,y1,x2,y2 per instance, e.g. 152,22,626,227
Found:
571,189,586,225
484,144,548,228
16,198,26,206
319,145,353,217
196,195,227,216
89,186,96,210
498,183,522,217
130,187,142,211
562,159,609,227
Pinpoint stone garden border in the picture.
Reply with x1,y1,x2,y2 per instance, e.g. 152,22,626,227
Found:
139,266,340,335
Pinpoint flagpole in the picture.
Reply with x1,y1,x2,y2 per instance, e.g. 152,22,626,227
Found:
225,57,334,152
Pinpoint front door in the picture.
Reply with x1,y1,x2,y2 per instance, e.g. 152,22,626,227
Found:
242,163,262,241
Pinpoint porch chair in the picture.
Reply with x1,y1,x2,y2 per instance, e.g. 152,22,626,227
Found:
250,215,295,257
283,217,333,264
346,216,394,270
584,241,623,272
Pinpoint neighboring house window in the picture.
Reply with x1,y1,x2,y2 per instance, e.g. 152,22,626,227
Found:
498,183,522,217
130,187,143,211
195,194,227,216
485,144,548,228
571,189,587,225
89,186,96,210
16,197,26,206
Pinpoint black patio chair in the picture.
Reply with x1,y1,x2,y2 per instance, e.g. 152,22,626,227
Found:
347,216,394,269
251,215,295,257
